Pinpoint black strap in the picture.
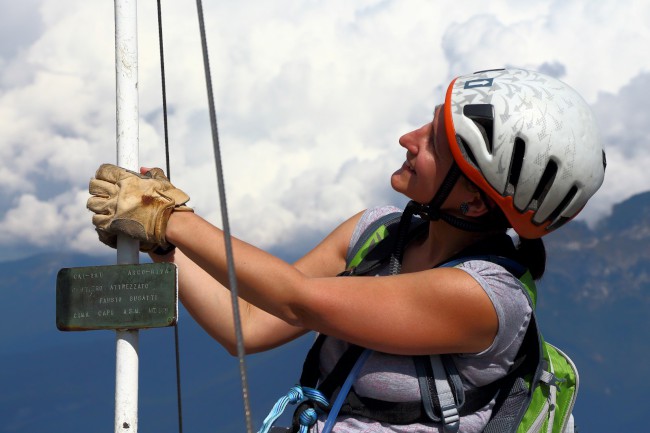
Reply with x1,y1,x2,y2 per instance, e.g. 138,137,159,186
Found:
342,211,427,277
299,334,326,388
415,355,442,423
418,163,491,233
301,337,365,399
388,201,426,274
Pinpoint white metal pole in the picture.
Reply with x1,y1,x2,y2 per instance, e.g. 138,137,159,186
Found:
114,1,139,432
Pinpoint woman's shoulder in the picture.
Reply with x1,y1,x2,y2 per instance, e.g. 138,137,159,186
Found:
457,259,531,315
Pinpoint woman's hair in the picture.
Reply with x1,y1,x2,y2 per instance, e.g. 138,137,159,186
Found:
516,237,546,280
457,175,547,279
479,204,547,280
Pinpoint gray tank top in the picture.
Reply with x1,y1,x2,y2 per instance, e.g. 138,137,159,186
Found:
315,206,532,432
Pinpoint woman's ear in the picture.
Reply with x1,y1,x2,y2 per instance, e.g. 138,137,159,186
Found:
462,195,490,217
459,176,490,217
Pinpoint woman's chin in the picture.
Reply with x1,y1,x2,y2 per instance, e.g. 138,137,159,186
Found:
390,172,402,191
391,165,413,186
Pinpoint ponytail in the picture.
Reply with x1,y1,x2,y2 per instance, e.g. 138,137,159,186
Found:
516,237,546,280
478,204,547,280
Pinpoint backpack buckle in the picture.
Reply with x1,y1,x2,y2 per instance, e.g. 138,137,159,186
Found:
440,404,460,433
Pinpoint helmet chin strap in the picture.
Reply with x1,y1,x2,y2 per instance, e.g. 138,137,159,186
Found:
388,162,490,274
418,162,490,232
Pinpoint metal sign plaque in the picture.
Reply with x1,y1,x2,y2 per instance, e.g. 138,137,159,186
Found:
56,263,178,331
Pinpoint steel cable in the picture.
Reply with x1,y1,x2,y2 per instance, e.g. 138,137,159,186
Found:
156,2,254,431
194,2,254,433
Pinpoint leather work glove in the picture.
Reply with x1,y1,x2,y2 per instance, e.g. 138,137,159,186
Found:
87,164,193,252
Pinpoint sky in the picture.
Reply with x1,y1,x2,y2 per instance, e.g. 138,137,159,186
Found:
0,0,649,261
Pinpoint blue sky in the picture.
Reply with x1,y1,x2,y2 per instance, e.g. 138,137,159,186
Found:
1,0,649,261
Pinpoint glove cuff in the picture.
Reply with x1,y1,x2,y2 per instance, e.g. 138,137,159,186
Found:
152,242,176,255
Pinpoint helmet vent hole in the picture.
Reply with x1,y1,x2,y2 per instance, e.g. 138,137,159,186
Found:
463,104,495,154
546,186,578,230
528,160,558,211
506,138,526,196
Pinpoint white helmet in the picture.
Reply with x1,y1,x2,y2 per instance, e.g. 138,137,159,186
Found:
444,68,606,238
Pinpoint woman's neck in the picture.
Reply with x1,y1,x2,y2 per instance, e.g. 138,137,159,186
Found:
400,219,491,273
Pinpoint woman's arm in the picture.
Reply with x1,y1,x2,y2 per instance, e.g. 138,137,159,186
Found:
166,211,498,356
150,248,305,354
151,210,365,354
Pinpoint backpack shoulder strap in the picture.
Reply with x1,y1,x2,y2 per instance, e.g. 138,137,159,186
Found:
343,211,427,276
345,211,402,269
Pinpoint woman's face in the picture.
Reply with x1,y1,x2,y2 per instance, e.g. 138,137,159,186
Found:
390,105,456,204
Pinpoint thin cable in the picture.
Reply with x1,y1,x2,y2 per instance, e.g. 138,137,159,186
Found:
173,325,184,433
157,0,172,180
194,2,254,433
155,1,183,432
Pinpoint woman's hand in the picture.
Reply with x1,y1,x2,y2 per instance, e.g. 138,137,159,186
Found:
87,163,192,252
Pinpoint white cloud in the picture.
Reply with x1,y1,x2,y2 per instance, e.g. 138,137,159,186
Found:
0,187,109,260
583,71,650,224
0,0,649,260
441,0,650,101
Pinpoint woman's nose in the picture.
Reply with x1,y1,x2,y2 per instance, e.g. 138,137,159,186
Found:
399,130,419,154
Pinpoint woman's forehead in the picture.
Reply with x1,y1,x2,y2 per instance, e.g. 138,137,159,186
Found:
430,104,443,127
430,104,451,156
431,104,444,134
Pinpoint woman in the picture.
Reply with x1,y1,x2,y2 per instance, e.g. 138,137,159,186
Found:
88,68,606,432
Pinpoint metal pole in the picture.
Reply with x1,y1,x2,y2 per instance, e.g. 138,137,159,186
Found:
114,1,139,432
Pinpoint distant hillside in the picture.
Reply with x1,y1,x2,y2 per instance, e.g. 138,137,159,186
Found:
1,192,650,433
536,190,650,432
543,190,650,306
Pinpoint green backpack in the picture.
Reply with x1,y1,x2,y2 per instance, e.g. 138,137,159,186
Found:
333,211,580,433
